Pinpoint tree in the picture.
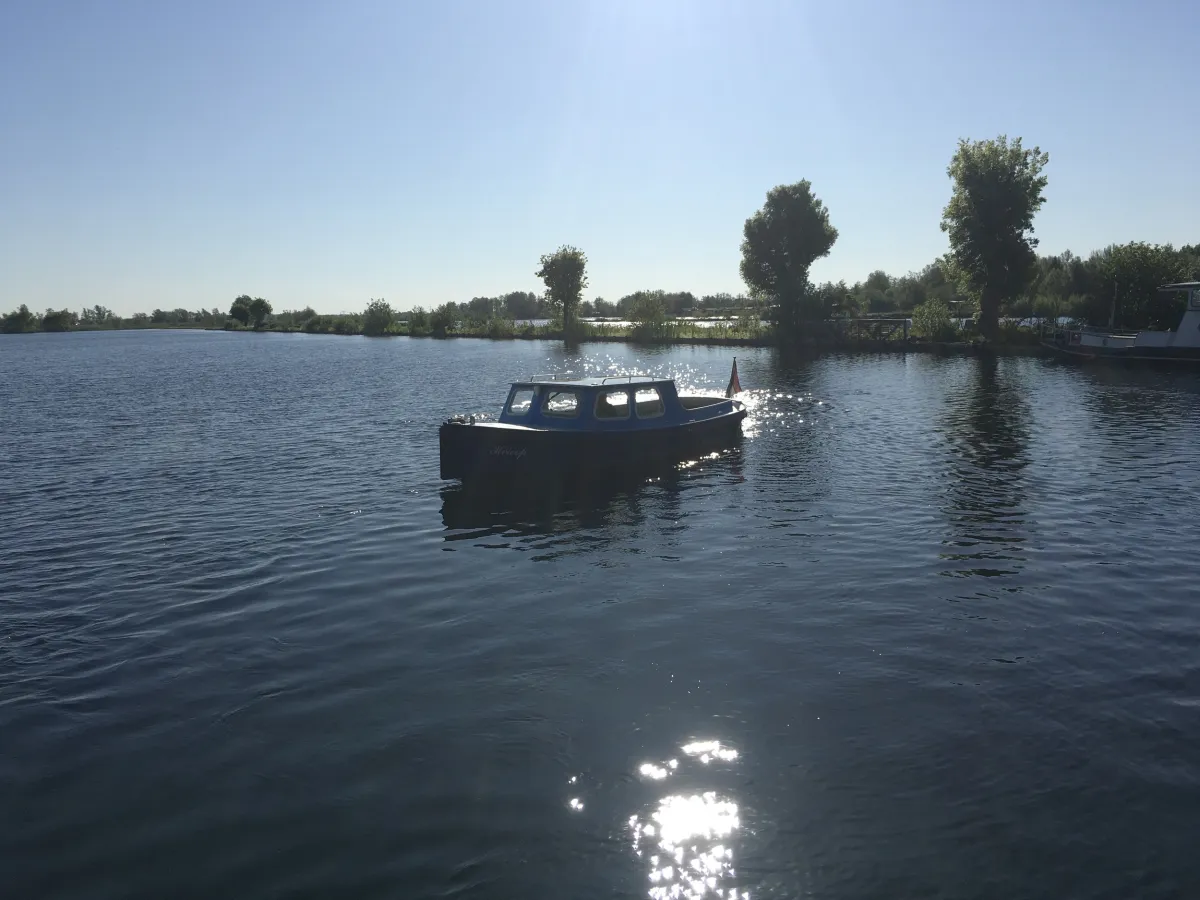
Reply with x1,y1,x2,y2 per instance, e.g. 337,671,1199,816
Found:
1097,242,1190,330
502,291,541,320
813,280,853,317
535,245,588,337
1,304,36,333
42,308,76,332
617,290,666,318
630,292,670,342
230,295,251,326
739,180,838,339
429,303,456,337
464,296,496,323
248,297,271,328
407,306,430,333
864,270,891,293
362,298,394,336
940,135,1049,341
663,291,697,316
80,304,114,327
698,293,734,312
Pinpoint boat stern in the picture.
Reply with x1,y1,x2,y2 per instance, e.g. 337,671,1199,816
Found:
439,419,543,480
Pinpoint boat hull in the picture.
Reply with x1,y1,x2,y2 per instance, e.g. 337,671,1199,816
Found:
439,408,747,481
1041,340,1200,365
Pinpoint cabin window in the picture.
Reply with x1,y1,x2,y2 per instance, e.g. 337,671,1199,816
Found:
507,388,535,415
635,387,665,418
543,389,580,418
595,390,630,420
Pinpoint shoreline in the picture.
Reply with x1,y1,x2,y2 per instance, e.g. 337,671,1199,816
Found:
5,324,1051,356
199,326,1051,356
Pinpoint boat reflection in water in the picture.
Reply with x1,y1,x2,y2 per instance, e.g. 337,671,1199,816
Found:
438,442,745,540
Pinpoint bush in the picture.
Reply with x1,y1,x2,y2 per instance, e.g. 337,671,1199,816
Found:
485,317,515,339
630,293,671,342
912,298,956,341
362,299,394,337
998,321,1040,345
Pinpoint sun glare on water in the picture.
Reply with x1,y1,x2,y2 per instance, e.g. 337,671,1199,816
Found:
628,739,748,899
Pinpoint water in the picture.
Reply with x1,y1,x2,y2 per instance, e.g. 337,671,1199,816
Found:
2,330,1199,899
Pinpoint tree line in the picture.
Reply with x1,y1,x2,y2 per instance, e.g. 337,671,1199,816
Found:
5,135,1196,341
1,304,234,334
736,136,1197,343
806,242,1199,332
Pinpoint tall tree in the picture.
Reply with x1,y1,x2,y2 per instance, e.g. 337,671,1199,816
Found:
940,135,1049,341
535,245,588,338
230,295,251,326
248,297,272,328
739,180,838,339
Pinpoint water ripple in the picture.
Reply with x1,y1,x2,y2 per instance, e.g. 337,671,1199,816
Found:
2,334,1200,898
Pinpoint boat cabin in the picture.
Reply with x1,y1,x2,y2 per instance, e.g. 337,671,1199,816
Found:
498,374,734,431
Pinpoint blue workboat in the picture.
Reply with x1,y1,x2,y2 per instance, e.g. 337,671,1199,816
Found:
439,361,747,480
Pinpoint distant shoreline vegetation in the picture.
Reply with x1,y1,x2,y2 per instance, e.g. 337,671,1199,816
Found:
6,238,1197,350
5,135,1197,348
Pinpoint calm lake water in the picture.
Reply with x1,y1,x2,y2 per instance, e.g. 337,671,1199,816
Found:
3,330,1200,899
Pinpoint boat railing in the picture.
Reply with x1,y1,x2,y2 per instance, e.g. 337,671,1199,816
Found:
599,374,656,384
1039,321,1106,336
528,373,659,384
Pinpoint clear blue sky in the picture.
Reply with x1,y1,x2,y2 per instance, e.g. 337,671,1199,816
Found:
2,0,1197,316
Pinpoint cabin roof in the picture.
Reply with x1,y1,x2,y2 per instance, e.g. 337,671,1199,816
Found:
519,373,669,389
1159,282,1200,291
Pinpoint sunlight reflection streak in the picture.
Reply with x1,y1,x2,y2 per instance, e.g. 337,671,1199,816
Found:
629,740,747,899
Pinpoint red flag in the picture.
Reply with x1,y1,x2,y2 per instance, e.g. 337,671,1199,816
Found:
726,358,741,398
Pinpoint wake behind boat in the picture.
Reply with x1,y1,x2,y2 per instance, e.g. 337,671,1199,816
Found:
439,361,748,481
1043,282,1200,363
